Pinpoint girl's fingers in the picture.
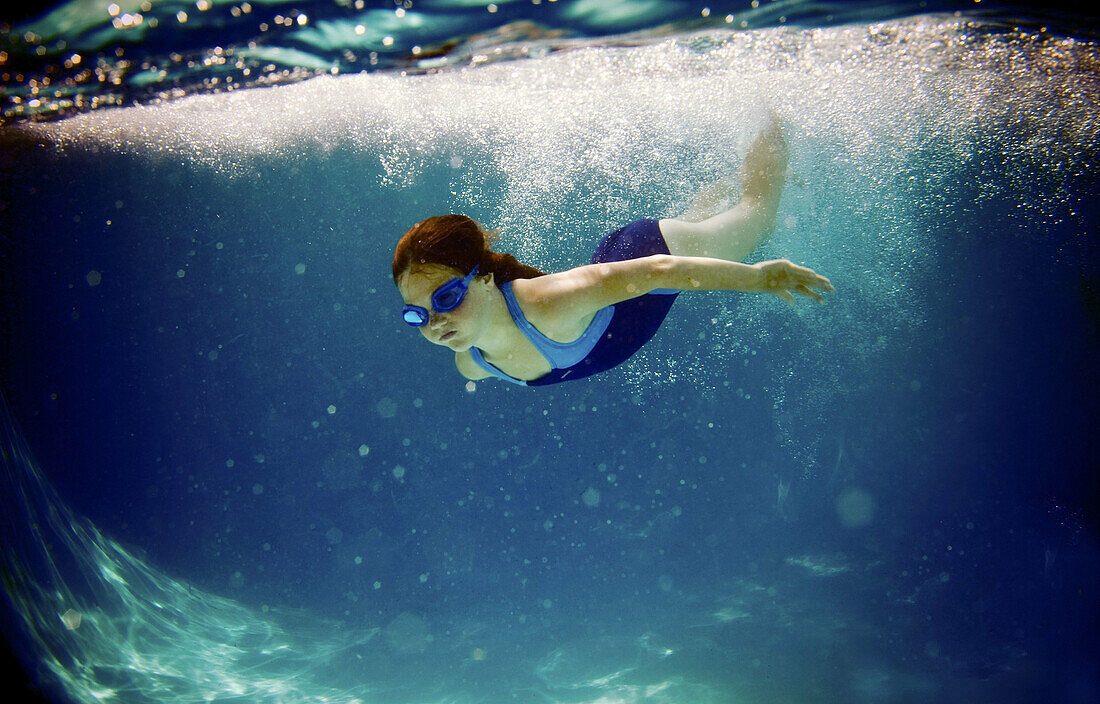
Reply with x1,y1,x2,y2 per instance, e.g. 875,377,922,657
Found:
795,284,824,302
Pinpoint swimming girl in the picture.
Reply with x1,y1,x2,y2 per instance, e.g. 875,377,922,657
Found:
393,121,833,387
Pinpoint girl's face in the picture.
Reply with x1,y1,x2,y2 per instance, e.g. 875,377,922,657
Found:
397,265,490,351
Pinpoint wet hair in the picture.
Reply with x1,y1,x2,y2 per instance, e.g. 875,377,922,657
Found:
393,214,545,285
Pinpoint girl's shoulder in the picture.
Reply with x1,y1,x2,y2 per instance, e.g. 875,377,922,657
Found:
508,274,600,344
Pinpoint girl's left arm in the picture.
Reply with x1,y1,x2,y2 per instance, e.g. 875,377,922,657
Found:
662,256,834,305
521,255,833,320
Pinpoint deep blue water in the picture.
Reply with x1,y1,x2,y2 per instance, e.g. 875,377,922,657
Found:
2,2,1099,703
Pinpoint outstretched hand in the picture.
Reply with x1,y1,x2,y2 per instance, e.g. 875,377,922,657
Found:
751,259,834,304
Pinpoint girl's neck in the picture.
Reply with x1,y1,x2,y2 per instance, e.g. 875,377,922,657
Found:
469,282,524,360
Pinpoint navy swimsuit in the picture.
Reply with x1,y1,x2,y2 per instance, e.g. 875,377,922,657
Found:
468,219,679,386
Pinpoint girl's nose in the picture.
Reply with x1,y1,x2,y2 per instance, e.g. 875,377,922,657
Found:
428,312,446,329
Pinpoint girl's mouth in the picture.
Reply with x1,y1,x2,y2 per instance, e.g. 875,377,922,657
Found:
441,331,457,341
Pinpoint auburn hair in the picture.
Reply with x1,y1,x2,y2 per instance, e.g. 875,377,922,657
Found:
392,214,545,284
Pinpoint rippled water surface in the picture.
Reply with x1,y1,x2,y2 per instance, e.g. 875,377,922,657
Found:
3,0,1097,121
2,2,1099,704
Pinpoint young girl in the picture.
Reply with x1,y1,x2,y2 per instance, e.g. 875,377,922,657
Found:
393,121,832,386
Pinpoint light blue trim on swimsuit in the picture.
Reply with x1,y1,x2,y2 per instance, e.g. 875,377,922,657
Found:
469,281,615,385
468,348,528,385
501,282,615,367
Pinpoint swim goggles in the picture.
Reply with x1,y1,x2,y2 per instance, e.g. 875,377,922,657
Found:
402,265,480,327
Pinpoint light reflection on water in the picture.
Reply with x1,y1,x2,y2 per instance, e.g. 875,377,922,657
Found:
1,394,378,704
4,0,1096,123
2,390,720,703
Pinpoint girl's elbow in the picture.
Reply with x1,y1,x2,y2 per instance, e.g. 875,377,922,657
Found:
649,254,679,290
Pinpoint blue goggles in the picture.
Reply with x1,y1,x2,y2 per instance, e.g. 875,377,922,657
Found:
402,265,480,327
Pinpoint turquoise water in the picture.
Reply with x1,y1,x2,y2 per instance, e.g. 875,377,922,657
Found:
3,0,1096,122
2,2,1099,703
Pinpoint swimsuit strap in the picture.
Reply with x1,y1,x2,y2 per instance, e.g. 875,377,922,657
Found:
468,347,528,386
468,281,615,385
498,281,614,368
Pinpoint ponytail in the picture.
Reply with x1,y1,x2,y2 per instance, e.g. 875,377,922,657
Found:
483,249,545,284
